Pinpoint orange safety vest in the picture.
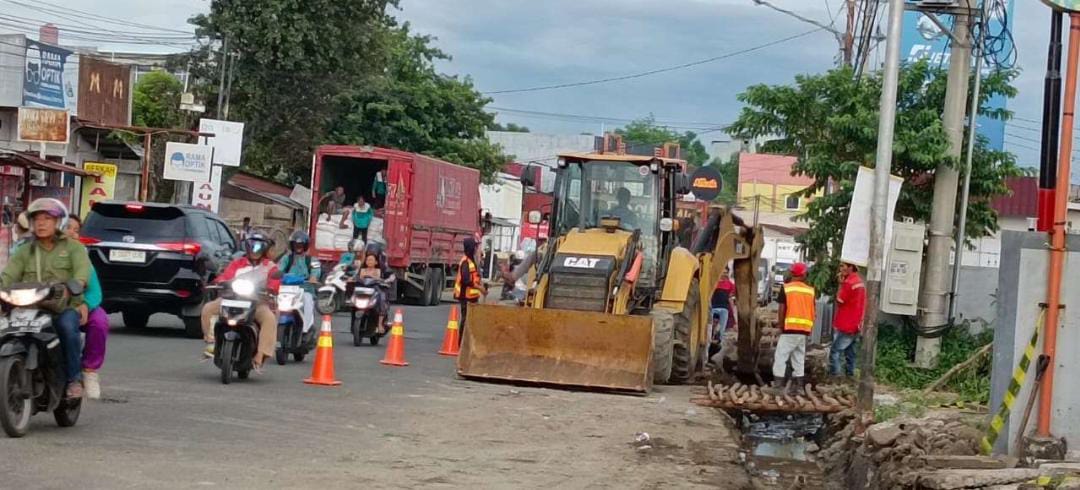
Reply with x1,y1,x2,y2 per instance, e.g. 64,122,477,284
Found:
782,280,816,335
453,256,482,301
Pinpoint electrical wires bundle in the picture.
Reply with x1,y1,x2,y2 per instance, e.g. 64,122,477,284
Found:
974,0,1017,70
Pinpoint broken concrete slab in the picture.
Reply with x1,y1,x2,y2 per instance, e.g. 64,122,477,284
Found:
867,423,901,448
922,455,1012,470
917,469,1041,489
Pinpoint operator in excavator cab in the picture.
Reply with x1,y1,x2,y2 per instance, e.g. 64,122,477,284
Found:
604,187,638,230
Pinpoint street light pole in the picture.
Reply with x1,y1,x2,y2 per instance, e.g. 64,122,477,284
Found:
856,0,905,432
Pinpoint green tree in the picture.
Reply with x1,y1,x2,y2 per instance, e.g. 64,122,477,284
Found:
617,115,710,168
132,71,184,129
187,0,398,180
727,62,1021,293
705,153,739,205
327,22,511,182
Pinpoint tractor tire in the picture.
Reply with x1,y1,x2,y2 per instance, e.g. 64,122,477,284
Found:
650,309,675,385
669,277,701,384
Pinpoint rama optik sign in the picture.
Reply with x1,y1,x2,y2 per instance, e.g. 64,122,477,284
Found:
163,142,213,183
22,40,78,112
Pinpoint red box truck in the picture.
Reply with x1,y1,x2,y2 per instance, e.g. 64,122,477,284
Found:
309,145,481,305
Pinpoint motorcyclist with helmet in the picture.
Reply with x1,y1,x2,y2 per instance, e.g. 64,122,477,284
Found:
199,233,281,369
0,198,91,399
276,231,319,334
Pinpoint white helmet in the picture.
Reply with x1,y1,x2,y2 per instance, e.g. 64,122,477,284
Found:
515,250,526,261
350,239,365,253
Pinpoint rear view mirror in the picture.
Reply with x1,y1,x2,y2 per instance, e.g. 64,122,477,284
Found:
675,173,691,196
527,210,542,225
520,165,537,188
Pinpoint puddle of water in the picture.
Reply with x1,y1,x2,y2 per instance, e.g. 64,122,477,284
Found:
737,413,826,487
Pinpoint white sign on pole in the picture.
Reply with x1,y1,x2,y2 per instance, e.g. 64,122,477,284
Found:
840,166,904,271
198,118,244,166
192,165,223,213
163,142,213,183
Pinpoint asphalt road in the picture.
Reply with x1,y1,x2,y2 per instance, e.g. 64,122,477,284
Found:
0,297,749,489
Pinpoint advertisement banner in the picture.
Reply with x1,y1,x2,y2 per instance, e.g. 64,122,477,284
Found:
78,57,131,126
22,40,78,111
191,165,223,213
198,118,245,166
840,167,903,272
163,142,213,183
17,107,69,143
900,1,1014,151
79,162,117,219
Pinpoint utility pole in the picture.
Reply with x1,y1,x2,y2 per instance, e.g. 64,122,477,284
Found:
948,0,989,323
216,36,229,119
844,0,857,66
856,0,904,432
753,194,761,226
223,52,237,120
916,0,974,368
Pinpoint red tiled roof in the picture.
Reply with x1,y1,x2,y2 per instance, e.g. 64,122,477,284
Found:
737,153,813,186
227,172,293,197
991,176,1038,218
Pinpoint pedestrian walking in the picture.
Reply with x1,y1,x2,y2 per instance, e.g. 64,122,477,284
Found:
453,236,486,347
830,262,866,376
765,262,815,396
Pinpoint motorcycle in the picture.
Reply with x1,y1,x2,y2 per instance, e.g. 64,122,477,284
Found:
275,274,316,365
316,263,350,315
350,274,394,347
0,280,84,438
212,266,272,384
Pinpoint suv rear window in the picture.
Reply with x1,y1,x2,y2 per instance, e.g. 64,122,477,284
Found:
83,204,189,242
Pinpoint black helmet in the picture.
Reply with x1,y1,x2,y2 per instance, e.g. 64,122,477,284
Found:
244,232,272,259
288,230,310,253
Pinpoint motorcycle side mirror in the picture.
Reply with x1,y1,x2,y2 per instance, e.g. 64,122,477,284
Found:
65,279,84,296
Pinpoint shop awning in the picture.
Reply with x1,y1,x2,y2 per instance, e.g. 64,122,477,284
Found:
0,151,97,177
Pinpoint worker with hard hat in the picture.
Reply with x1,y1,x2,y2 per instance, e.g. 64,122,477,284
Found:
765,262,815,396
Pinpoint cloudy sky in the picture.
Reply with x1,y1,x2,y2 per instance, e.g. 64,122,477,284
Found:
0,0,1056,167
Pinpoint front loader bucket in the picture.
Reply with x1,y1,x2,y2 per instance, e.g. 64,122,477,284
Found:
457,304,654,394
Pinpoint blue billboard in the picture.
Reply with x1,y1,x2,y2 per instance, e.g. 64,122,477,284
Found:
900,0,1015,151
22,39,76,110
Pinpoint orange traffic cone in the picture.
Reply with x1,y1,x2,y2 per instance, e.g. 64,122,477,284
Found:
438,306,461,356
380,309,409,367
304,315,342,386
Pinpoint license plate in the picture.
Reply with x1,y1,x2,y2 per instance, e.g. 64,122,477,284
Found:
221,299,252,308
280,286,302,294
109,249,146,263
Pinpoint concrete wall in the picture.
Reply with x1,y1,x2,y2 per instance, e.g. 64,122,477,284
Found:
0,35,24,107
992,230,1080,457
485,132,595,193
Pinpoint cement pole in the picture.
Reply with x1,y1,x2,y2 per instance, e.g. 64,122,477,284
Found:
948,0,989,323
216,36,229,119
844,0,856,66
916,1,973,368
855,0,905,432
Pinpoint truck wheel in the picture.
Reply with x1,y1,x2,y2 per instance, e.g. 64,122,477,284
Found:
669,278,702,384
419,268,437,306
123,310,150,329
650,309,674,385
428,269,445,306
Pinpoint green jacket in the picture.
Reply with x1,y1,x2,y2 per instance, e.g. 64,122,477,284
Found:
1,234,91,311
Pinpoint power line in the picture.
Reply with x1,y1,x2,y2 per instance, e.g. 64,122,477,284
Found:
3,0,195,35
750,0,844,37
483,27,825,95
489,106,728,130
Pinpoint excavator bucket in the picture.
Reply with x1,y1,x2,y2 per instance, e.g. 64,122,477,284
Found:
457,304,655,394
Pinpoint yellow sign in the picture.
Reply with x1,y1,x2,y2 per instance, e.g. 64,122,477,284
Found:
80,162,117,219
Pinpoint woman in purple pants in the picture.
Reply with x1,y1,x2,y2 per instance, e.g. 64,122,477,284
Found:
67,215,108,399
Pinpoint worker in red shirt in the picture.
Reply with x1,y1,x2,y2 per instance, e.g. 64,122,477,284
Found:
830,261,866,376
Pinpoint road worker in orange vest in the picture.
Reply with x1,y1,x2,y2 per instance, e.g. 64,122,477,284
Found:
453,236,487,347
764,262,815,396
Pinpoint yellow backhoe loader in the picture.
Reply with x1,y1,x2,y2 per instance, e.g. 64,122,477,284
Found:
457,146,763,394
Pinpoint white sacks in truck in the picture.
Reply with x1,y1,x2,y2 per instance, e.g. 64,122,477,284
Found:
313,213,386,251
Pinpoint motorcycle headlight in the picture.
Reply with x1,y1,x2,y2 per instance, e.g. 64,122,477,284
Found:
354,299,371,308
232,279,256,297
0,288,48,307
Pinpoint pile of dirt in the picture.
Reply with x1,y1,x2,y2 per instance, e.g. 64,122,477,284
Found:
818,412,982,489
